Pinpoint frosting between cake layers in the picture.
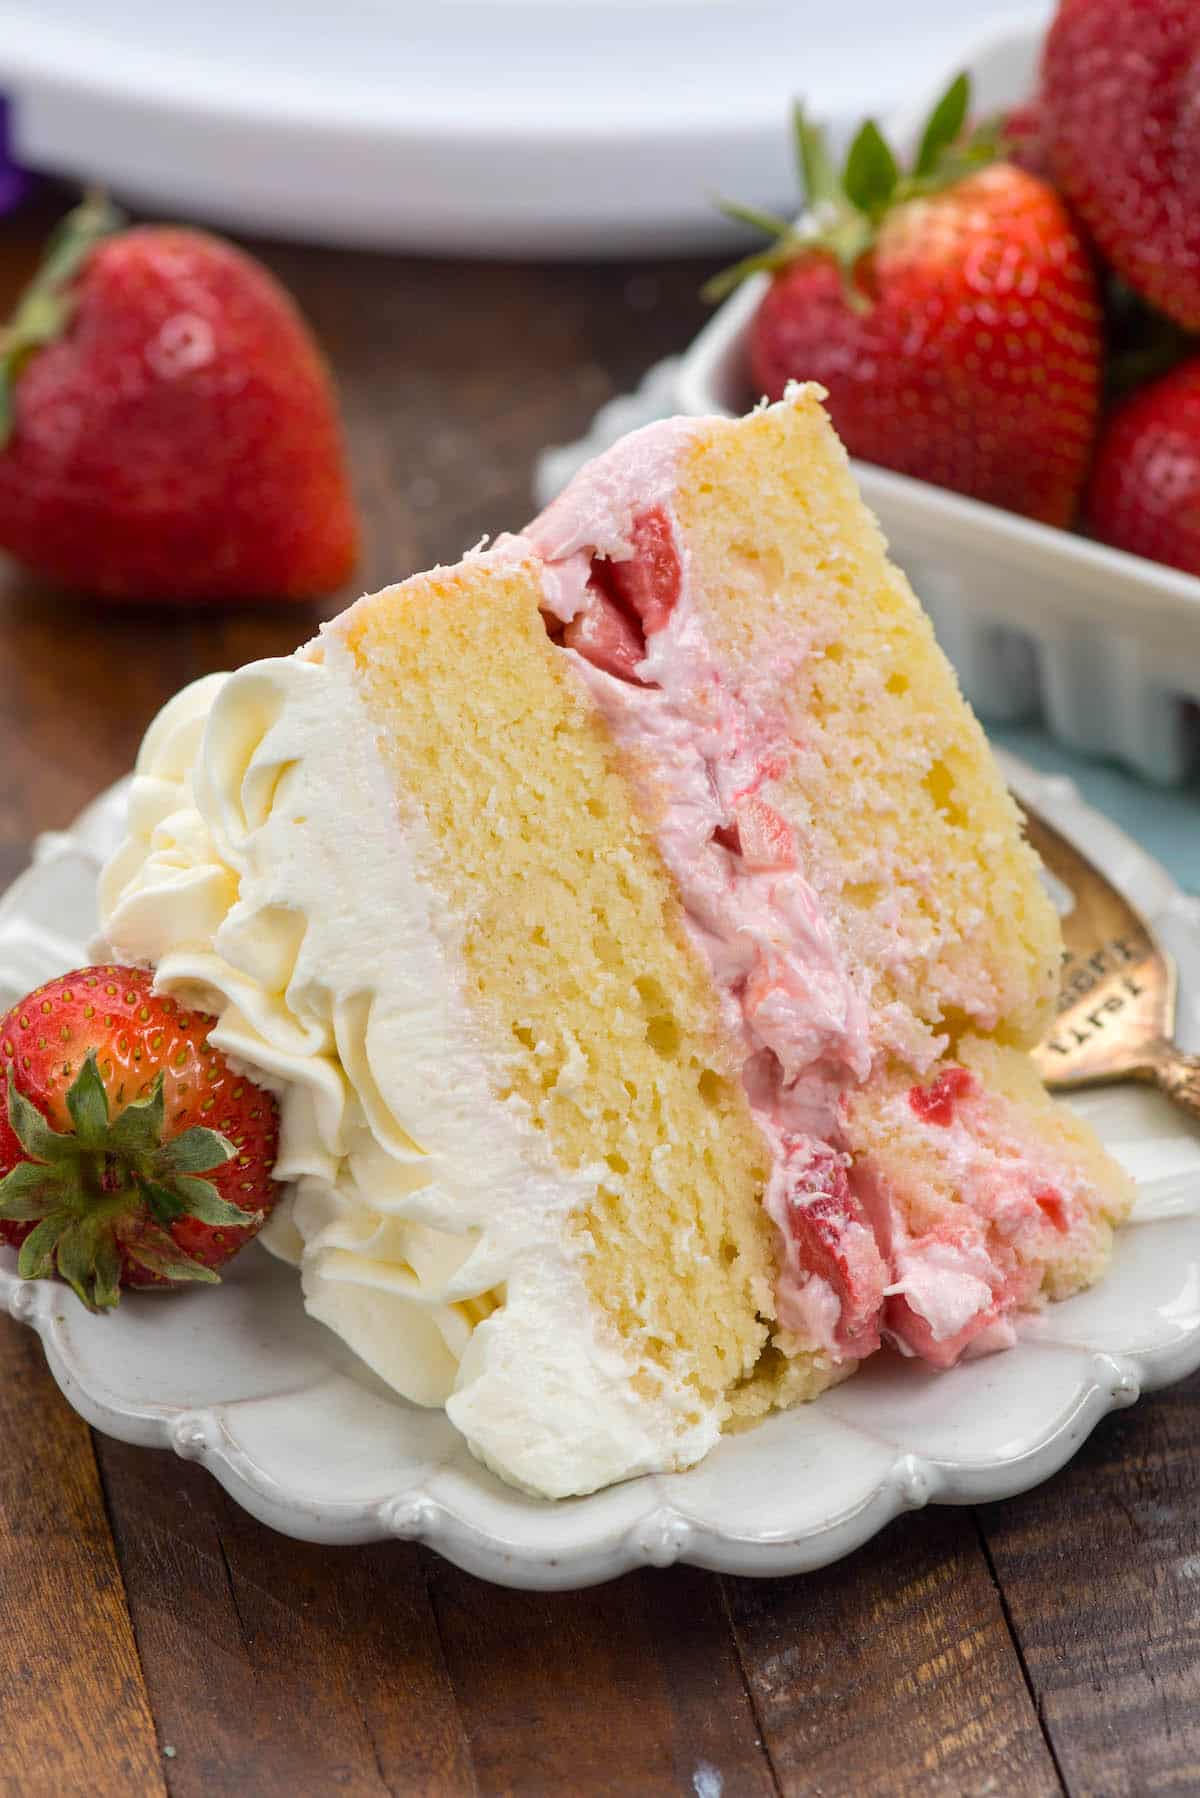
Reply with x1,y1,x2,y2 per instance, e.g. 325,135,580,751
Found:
529,492,872,1123
98,648,722,1498
521,407,1094,1368
525,421,883,1360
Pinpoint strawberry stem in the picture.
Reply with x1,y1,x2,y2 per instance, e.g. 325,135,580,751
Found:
705,70,992,305
842,120,899,220
0,190,124,449
913,71,970,178
792,103,839,215
0,1051,253,1310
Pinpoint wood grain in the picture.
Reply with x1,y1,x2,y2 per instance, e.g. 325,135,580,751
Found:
979,1374,1200,1797
93,1437,474,1797
722,1511,1064,1798
0,1318,165,1798
425,1561,778,1797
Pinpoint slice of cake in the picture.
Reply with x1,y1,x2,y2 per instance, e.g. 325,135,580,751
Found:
98,385,1134,1497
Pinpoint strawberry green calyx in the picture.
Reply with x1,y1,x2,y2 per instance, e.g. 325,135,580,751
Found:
705,72,997,304
0,190,124,447
0,1050,256,1310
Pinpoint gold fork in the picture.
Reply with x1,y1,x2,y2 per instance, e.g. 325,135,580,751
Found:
1021,801,1200,1120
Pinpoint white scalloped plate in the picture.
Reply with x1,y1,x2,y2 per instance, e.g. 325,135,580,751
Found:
3,762,1199,1589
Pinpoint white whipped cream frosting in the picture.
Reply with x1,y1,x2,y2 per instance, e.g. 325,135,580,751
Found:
98,642,720,1498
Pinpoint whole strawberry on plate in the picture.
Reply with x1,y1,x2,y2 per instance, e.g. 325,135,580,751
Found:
1087,356,1200,576
1042,0,1200,331
710,75,1103,528
0,195,359,602
0,966,279,1310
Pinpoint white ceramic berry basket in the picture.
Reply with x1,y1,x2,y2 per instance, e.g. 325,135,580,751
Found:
538,16,1200,786
2,767,1200,1588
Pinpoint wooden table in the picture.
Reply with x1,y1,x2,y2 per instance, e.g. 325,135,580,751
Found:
2,190,1199,1798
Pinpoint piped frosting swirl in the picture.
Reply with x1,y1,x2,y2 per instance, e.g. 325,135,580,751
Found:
99,645,721,1495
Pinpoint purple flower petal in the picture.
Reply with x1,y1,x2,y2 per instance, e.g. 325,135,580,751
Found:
0,97,31,216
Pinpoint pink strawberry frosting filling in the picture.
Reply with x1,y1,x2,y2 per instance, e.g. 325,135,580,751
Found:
515,420,1082,1371
517,423,886,1364
867,1068,1086,1366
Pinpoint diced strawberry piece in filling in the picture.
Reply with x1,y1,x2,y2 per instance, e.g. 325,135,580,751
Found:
544,504,681,683
883,1196,1049,1366
886,1250,1038,1369
603,505,683,636
734,795,796,870
908,1065,975,1127
770,1139,886,1360
712,798,796,870
1035,1186,1070,1233
742,956,816,1078
734,750,791,795
885,1292,997,1369
562,581,648,683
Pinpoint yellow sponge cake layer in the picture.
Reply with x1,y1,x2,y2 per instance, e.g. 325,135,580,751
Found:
339,553,835,1429
672,393,1061,1058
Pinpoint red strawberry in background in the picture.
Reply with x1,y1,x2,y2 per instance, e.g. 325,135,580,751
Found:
1042,0,1200,331
0,195,359,602
0,966,280,1309
711,76,1102,528
1087,356,1200,576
